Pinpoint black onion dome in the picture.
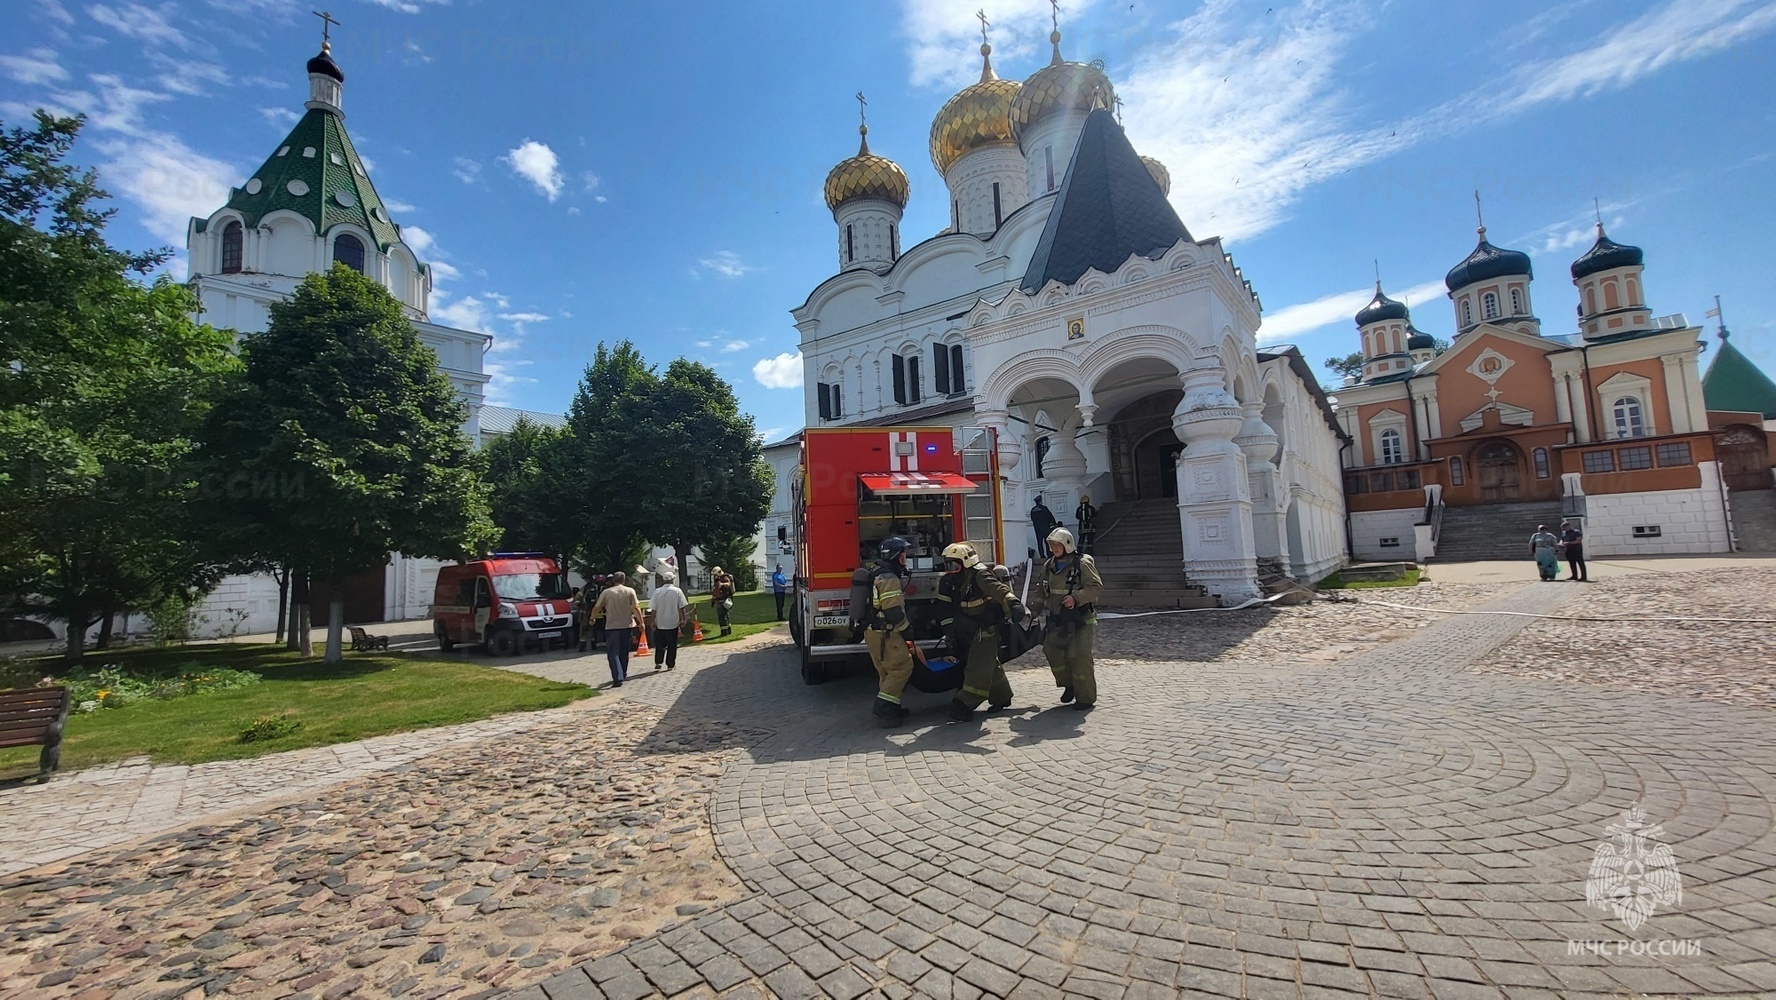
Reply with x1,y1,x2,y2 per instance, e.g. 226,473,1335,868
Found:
307,47,344,83
1445,234,1532,291
1570,228,1643,280
1355,285,1409,327
1407,328,1435,351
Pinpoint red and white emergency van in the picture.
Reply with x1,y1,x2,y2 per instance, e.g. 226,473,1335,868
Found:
787,426,1003,683
431,553,576,656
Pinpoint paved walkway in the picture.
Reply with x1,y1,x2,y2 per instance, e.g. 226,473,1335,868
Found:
1423,552,1776,585
510,582,1776,999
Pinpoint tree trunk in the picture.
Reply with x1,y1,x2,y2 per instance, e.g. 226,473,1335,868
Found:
293,571,313,657
274,564,291,644
286,573,302,651
96,608,116,649
64,610,89,662
674,544,694,590
324,588,345,663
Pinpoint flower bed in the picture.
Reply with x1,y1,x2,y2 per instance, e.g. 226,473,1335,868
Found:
39,663,263,713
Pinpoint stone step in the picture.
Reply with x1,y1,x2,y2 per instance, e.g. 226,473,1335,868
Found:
1433,502,1568,560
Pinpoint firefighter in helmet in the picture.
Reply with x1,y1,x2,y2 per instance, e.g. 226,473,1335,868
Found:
851,536,915,727
938,541,1021,722
1028,526,1103,709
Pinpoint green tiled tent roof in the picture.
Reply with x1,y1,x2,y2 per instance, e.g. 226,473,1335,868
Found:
1703,336,1776,419
215,107,402,250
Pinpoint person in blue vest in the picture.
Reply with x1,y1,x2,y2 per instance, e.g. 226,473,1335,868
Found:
771,563,789,620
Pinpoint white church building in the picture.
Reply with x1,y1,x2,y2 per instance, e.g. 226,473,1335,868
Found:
764,27,1347,603
186,38,492,635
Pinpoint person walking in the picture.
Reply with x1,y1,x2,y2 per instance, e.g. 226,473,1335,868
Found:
1529,525,1562,581
1029,527,1103,710
1029,495,1056,554
650,570,690,670
590,571,642,686
711,566,735,636
852,536,915,727
1560,520,1589,582
771,563,788,621
939,542,1022,723
1075,494,1098,554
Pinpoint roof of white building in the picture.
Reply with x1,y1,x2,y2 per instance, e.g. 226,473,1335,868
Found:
480,405,566,436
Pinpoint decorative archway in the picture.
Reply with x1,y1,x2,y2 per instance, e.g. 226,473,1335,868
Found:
1474,439,1524,502
1715,424,1772,491
1106,392,1183,500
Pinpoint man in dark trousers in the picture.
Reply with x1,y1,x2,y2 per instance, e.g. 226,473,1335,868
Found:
1560,520,1589,582
1029,495,1056,553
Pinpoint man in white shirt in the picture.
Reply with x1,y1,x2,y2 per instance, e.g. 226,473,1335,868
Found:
590,571,642,686
650,570,690,671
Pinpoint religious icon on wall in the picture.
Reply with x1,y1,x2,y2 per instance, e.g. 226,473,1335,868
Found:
1066,316,1085,340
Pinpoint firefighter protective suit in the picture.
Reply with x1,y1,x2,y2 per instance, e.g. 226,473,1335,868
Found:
852,538,914,726
1029,529,1103,708
936,546,1018,720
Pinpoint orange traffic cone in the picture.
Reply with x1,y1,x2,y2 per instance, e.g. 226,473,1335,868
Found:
635,625,650,657
691,616,705,643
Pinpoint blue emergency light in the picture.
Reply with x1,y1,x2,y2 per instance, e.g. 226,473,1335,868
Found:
492,551,549,559
924,444,938,453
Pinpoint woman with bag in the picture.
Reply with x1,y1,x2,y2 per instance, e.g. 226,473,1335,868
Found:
711,566,736,636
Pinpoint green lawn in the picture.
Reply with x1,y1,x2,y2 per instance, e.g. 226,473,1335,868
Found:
679,589,786,645
1315,566,1423,590
0,643,592,779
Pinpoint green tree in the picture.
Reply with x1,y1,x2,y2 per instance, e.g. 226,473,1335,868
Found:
561,341,656,574
1324,351,1365,382
700,532,759,593
0,112,238,660
631,359,773,581
483,416,574,562
201,265,494,661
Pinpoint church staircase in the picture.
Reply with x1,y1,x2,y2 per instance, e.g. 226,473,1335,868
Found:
1085,501,1218,608
1431,501,1567,561
1729,490,1776,552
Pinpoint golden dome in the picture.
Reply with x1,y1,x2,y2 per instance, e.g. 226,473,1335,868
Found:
1140,155,1171,196
929,43,1021,175
824,126,911,212
1008,30,1116,147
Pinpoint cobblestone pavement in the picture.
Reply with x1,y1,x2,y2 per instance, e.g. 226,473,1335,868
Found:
0,701,766,999
1472,567,1776,713
512,582,1776,1000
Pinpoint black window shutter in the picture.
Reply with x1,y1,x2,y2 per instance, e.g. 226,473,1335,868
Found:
908,357,921,403
818,382,832,420
933,343,950,395
892,355,906,405
951,345,965,392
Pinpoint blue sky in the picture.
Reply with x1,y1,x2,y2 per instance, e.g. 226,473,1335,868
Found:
5,0,1775,443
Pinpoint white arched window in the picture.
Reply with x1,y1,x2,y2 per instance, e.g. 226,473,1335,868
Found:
1461,299,1473,326
220,221,243,274
333,233,366,273
1510,288,1524,315
1380,428,1404,465
1482,292,1499,320
1612,397,1645,438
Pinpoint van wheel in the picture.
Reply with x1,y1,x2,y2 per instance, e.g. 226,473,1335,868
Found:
488,630,518,657
436,624,456,652
800,653,827,685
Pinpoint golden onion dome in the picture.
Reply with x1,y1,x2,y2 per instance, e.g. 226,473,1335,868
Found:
929,43,1021,175
1140,155,1171,196
823,125,911,212
1008,30,1116,147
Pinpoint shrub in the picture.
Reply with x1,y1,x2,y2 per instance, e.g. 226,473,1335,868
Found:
240,713,302,743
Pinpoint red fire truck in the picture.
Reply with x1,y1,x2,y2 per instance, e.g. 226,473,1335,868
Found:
787,426,1003,683
431,553,576,656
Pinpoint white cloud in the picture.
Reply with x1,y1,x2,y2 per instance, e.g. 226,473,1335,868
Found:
757,427,785,443
93,131,241,244
452,157,481,184
149,52,226,95
482,357,536,407
484,291,511,309
403,40,432,64
1259,279,1447,344
50,73,170,136
400,223,437,257
0,48,69,85
581,171,600,191
594,195,607,204
567,206,581,216
366,0,451,12
500,311,550,330
500,139,563,200
698,250,752,278
752,352,804,389
40,0,75,26
900,0,1089,89
384,197,417,214
721,339,749,353
259,106,298,127
86,3,187,48
432,293,493,333
427,259,461,281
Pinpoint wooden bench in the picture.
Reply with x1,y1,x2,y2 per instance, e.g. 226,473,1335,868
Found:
0,686,71,783
349,626,390,652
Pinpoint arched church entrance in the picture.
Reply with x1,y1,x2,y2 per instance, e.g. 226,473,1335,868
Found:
1475,440,1524,502
1715,424,1772,491
1106,389,1183,501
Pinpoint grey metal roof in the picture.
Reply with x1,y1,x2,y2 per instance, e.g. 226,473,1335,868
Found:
479,405,566,436
1019,108,1193,293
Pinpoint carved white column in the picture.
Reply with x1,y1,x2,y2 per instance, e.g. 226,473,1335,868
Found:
1661,354,1692,434
1553,371,1572,425
1173,352,1260,603
1235,401,1286,567
1042,419,1089,522
1570,374,1592,443
977,409,1023,550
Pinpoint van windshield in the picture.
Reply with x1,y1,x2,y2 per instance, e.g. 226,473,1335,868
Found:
493,573,572,601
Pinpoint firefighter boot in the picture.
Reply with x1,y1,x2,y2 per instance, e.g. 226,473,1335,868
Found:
947,698,975,723
872,697,908,728
1060,686,1075,704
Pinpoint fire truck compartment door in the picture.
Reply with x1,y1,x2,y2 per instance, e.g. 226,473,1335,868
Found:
858,472,978,495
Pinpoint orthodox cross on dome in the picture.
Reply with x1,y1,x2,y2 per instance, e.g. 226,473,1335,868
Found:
1113,94,1124,124
313,8,339,47
1473,189,1486,238
1594,196,1604,229
855,91,869,132
976,8,991,45
1050,0,1061,33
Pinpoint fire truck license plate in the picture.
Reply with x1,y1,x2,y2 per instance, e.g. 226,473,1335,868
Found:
536,630,562,639
813,615,849,628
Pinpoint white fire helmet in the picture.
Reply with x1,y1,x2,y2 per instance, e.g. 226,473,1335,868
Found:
1047,527,1077,554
